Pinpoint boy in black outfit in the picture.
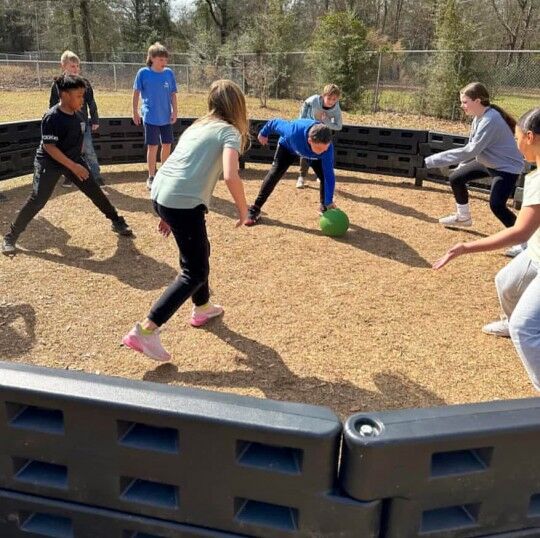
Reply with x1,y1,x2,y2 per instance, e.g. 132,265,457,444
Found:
2,74,132,255
50,49,104,187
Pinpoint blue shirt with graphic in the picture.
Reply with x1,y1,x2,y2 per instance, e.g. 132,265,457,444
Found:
260,118,336,205
133,67,178,126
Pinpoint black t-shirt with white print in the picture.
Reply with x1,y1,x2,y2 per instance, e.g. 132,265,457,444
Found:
36,105,86,163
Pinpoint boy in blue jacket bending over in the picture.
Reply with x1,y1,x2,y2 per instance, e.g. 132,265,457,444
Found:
245,119,337,226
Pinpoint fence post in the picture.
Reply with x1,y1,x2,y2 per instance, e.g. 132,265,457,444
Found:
372,51,383,113
451,52,463,121
36,61,41,90
186,65,190,93
112,64,117,91
242,54,246,94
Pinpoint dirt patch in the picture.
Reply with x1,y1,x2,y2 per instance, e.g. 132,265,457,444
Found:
0,164,533,418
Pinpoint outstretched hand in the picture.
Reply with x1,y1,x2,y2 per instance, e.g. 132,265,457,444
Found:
432,243,466,270
157,218,171,238
257,134,268,146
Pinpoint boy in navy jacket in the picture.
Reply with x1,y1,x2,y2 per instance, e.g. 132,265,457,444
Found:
245,119,337,226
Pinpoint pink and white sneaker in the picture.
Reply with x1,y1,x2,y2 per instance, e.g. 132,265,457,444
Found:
122,323,171,361
190,303,224,327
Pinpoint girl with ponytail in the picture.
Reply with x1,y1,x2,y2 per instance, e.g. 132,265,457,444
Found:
425,82,525,256
433,108,540,392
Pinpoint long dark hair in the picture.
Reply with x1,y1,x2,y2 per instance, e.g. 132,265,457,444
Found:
461,82,516,133
517,108,540,135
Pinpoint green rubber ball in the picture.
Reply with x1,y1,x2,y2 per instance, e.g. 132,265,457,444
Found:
319,208,349,237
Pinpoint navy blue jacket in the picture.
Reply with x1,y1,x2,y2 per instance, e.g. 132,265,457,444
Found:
260,118,335,205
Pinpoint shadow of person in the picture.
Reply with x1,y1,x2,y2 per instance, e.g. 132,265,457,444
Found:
335,189,438,224
444,226,489,238
100,185,157,215
210,195,431,268
96,169,147,187
18,217,178,291
143,320,445,417
0,303,36,358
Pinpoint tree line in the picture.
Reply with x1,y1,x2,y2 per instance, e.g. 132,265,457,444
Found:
0,0,538,116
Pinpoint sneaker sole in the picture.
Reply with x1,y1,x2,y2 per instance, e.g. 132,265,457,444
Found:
244,217,260,227
190,310,224,328
122,335,171,361
440,220,472,228
122,334,143,353
482,329,510,338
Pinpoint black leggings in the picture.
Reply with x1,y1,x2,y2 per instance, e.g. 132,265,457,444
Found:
253,145,326,209
9,157,119,239
149,203,210,327
449,161,519,228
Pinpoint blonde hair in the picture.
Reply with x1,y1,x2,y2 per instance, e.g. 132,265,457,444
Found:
146,42,169,67
60,50,80,66
322,84,341,98
198,79,249,153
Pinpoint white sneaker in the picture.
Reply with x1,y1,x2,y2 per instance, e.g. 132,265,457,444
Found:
482,318,510,338
122,323,171,361
438,213,472,227
146,176,154,190
505,244,526,258
190,303,224,327
296,176,305,189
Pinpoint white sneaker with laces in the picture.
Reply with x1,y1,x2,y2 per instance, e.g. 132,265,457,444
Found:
505,244,526,258
438,213,473,227
482,318,510,338
296,176,305,189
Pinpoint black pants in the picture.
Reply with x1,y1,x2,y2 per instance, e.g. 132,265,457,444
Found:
149,203,210,327
449,161,519,228
253,145,326,209
8,157,119,239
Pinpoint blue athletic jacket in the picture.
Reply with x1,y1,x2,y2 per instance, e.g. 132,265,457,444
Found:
259,118,336,205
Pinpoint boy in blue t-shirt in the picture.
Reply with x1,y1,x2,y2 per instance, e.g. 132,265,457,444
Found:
132,42,178,190
245,119,338,226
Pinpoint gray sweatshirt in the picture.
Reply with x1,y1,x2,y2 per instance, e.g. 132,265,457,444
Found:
299,94,342,131
425,107,524,174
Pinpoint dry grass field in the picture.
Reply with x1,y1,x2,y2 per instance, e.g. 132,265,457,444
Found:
0,89,471,135
1,90,534,418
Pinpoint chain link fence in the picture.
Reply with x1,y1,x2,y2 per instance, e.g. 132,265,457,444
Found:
1,50,538,118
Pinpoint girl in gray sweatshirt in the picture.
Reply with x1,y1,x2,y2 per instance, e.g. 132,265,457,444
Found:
425,82,524,244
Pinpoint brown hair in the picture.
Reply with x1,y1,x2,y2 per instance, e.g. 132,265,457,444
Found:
308,123,332,144
322,84,341,98
198,79,249,153
146,42,169,67
461,82,516,133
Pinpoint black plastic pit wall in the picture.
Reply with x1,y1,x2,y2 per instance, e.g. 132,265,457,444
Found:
0,361,540,537
0,117,503,194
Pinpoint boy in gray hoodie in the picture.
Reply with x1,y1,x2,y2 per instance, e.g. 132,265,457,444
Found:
296,84,342,188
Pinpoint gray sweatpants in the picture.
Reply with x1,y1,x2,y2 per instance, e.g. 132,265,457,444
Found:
495,251,540,389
